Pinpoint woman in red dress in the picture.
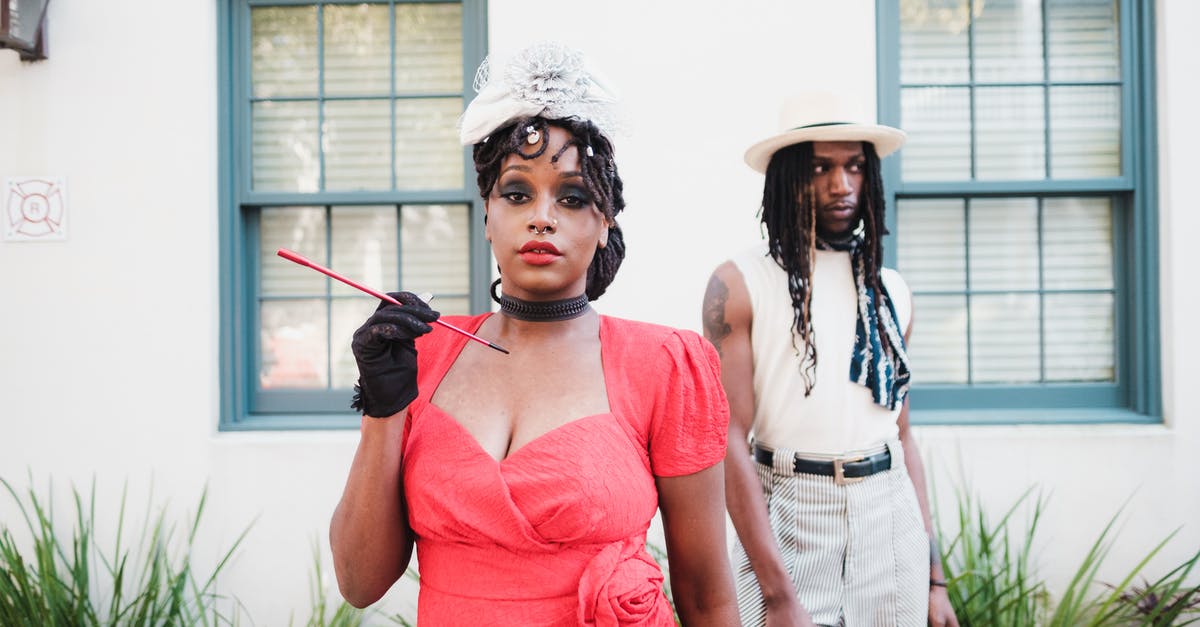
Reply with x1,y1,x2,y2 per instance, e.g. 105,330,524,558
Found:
330,42,738,626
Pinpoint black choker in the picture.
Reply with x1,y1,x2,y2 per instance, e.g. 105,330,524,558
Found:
490,279,591,322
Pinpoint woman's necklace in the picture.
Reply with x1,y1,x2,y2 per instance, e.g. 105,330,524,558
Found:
490,279,591,322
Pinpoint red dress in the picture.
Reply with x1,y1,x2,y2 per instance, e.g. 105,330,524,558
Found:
402,314,729,626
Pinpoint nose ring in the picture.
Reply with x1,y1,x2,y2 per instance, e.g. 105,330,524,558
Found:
529,218,558,235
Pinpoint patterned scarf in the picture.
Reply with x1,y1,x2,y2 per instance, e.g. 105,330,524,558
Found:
816,234,911,410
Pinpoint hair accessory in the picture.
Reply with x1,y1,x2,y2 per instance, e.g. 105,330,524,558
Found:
525,126,540,144
460,42,621,146
586,145,594,157
744,90,908,174
490,279,590,322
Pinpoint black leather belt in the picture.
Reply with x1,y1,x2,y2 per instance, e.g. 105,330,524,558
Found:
752,444,892,485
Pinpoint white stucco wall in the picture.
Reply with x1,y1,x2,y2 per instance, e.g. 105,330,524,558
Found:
0,0,1194,623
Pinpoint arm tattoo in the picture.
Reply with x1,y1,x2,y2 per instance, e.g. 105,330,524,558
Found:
703,274,733,357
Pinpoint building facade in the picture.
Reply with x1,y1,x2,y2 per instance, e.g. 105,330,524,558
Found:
1,0,1196,622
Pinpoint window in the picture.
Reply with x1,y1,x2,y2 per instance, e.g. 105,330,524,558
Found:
876,0,1158,421
219,0,488,429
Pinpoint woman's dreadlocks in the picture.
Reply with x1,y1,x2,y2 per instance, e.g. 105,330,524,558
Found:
472,116,625,301
759,141,894,393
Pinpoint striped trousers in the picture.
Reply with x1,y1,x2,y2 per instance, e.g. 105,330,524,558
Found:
732,440,929,627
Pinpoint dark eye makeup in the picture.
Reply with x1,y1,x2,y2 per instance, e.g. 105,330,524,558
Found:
559,185,593,208
497,179,533,202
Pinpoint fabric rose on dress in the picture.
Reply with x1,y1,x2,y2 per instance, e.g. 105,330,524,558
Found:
577,537,673,626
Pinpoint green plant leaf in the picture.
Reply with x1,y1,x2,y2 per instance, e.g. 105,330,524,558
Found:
0,474,249,626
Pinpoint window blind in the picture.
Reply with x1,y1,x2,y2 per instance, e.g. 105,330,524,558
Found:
896,196,1115,385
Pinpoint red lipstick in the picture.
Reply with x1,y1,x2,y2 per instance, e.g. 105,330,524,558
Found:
519,240,561,266
520,241,561,254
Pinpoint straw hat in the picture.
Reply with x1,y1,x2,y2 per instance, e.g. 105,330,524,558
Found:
744,91,907,173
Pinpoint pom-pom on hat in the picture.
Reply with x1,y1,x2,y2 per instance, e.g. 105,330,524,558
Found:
459,42,620,146
744,91,907,174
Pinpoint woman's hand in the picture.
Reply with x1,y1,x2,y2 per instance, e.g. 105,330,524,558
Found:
350,291,439,418
332,291,434,605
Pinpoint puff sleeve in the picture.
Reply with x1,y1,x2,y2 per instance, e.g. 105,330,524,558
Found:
646,330,730,477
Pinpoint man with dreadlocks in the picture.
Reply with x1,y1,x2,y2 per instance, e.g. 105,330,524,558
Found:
703,92,957,627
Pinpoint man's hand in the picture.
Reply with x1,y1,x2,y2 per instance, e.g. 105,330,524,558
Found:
928,585,959,627
764,595,817,627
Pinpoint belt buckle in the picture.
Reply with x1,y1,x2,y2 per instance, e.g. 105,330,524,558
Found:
833,455,865,486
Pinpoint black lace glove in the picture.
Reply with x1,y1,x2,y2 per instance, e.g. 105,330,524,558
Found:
350,292,440,418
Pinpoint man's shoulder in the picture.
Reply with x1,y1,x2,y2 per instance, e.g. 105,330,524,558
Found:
727,242,777,279
879,266,910,293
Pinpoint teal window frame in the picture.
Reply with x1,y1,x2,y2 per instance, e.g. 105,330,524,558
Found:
218,0,490,430
875,0,1160,424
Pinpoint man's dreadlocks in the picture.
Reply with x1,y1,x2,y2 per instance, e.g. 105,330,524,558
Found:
759,140,894,393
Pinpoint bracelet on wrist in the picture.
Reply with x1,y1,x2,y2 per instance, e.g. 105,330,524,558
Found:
930,578,947,588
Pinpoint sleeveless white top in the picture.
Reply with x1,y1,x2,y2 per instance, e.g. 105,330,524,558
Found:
731,243,912,457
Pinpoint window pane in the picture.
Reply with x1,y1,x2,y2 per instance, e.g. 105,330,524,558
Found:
975,86,1045,179
974,0,1044,83
252,101,320,192
233,1,481,420
251,6,318,98
897,198,966,292
968,198,1039,291
1042,197,1113,290
909,294,969,384
330,206,399,297
395,98,464,190
425,296,471,316
970,293,1040,383
331,298,378,389
1044,293,1114,381
324,4,391,97
260,299,328,389
901,87,972,181
401,204,471,296
1047,0,1120,82
261,207,327,296
1049,85,1121,178
889,0,1135,409
396,3,464,93
899,0,970,84
324,100,392,191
